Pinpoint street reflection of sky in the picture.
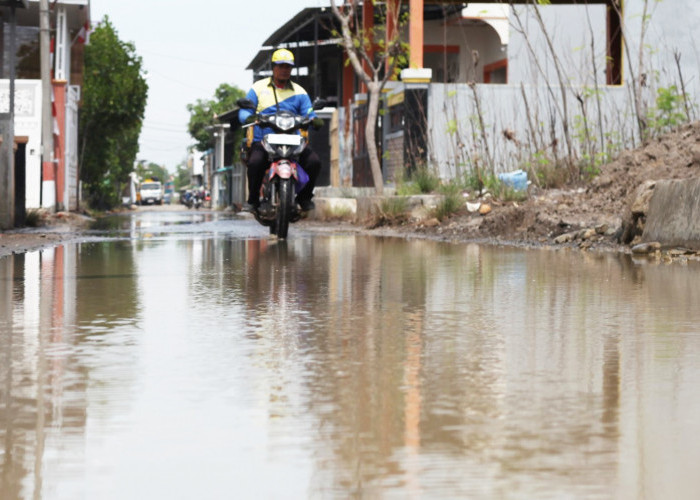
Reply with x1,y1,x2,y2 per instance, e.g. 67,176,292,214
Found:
88,211,256,236
2,227,700,499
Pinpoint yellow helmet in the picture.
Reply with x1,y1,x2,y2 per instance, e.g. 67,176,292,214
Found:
271,48,295,66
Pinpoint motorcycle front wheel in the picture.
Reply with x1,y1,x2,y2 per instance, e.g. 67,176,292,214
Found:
275,178,294,239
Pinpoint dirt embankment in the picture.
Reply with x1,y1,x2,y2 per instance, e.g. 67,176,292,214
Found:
349,122,700,254
0,212,95,258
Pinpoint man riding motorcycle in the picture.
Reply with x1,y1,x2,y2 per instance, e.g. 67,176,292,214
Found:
238,48,324,213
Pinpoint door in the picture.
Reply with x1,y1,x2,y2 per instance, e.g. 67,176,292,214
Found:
14,142,26,227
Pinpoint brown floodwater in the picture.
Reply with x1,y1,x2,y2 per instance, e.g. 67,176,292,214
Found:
1,213,700,498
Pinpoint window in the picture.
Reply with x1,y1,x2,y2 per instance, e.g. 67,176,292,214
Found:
423,45,460,83
483,59,507,84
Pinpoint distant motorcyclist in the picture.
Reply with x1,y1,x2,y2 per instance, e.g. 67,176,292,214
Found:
238,48,323,213
183,187,203,209
183,189,193,205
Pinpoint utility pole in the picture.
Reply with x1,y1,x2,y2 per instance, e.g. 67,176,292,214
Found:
39,0,55,210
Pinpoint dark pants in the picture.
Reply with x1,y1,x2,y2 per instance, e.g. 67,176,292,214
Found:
246,142,322,205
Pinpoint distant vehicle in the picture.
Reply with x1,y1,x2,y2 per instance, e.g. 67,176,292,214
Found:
138,179,163,205
183,186,205,210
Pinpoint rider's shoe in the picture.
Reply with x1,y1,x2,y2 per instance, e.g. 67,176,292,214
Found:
297,198,315,212
241,201,259,213
258,201,274,216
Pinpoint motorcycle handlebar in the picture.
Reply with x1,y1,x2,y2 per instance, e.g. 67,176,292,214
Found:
241,113,312,131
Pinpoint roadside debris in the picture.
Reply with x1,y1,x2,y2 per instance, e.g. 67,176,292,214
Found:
497,169,528,191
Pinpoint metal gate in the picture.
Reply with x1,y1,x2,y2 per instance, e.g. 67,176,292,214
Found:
383,96,405,183
403,87,428,175
380,86,429,183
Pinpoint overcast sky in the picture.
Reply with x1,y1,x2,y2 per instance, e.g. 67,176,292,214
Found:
90,0,330,171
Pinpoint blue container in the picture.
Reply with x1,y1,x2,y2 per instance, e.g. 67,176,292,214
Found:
498,169,528,191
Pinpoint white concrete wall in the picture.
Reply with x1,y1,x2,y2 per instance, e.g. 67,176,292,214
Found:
426,83,630,178
418,0,700,178
507,1,700,102
622,0,700,99
508,4,608,86
0,79,43,208
191,152,204,177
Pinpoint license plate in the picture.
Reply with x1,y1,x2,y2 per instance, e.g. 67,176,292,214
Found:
266,134,301,146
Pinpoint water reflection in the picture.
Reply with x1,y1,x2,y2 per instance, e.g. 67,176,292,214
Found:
88,210,240,238
0,243,141,499
1,237,700,498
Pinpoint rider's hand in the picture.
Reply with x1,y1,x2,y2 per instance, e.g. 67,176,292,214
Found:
311,117,324,130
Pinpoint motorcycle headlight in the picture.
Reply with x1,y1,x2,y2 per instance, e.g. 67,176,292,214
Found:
275,115,296,131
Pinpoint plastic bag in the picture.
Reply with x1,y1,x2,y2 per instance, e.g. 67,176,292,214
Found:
296,165,309,192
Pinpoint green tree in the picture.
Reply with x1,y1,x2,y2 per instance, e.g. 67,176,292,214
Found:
136,161,169,184
173,162,190,191
187,83,245,153
79,17,148,210
330,0,407,195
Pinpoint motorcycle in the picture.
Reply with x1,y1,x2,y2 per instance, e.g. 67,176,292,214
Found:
238,97,325,239
184,190,202,210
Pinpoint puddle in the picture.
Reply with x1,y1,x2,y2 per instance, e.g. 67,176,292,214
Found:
2,217,700,498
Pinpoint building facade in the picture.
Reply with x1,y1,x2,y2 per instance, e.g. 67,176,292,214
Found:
0,0,88,228
243,1,699,189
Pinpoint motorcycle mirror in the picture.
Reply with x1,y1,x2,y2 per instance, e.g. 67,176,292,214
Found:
237,98,256,110
312,98,327,111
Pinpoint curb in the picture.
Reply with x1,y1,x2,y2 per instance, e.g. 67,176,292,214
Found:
309,194,444,223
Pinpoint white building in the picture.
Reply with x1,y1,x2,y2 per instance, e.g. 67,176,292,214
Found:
0,0,89,227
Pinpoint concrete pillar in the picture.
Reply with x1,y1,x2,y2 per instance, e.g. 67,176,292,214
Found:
40,0,54,211
409,0,424,69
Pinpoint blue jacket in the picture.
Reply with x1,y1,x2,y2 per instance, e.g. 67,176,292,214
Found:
238,77,316,143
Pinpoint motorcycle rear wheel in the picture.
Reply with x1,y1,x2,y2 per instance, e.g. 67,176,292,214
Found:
275,178,294,239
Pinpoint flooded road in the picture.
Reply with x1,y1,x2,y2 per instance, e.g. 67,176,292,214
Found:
2,209,700,499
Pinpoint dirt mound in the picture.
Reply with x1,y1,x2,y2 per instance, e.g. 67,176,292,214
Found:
0,211,95,258
382,122,700,251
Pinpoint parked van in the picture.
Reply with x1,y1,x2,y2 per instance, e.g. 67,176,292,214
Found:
138,179,163,205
